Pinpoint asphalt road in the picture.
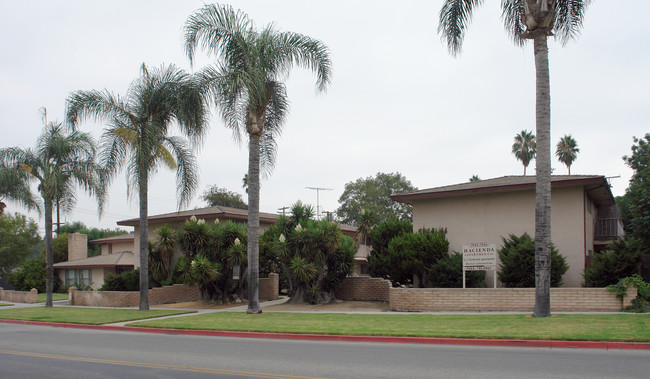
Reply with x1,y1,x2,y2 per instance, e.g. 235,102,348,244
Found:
1,323,648,378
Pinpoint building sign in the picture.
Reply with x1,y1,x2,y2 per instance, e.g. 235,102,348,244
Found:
462,243,497,271
462,242,498,288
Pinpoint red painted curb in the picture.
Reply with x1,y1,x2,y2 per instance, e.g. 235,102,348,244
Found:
2,319,649,350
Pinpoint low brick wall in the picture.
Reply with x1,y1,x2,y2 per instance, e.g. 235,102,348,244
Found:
0,287,38,303
259,273,279,301
69,284,200,307
389,287,637,312
335,276,391,302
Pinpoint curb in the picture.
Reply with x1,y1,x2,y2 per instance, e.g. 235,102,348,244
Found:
2,319,650,350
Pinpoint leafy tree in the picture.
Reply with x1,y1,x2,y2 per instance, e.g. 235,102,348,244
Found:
497,233,568,288
584,238,642,287
0,212,41,278
8,256,61,293
0,164,40,216
386,228,450,287
618,134,650,247
439,0,592,317
337,172,416,226
67,63,208,310
511,130,536,175
367,219,413,280
263,202,354,304
184,4,332,313
555,134,579,175
201,185,247,209
0,115,102,307
45,232,69,264
428,251,485,288
58,221,128,257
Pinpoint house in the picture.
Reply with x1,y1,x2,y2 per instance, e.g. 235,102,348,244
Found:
391,175,623,288
57,205,362,289
54,233,136,290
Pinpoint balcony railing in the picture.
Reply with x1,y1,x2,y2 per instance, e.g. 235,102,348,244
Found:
595,218,622,241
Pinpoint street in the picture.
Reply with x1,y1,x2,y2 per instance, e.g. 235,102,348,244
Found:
0,323,648,378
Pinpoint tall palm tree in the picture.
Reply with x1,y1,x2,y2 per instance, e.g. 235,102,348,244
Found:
439,0,591,317
512,130,537,175
0,117,102,307
556,134,579,175
66,63,208,310
0,163,40,216
184,3,332,313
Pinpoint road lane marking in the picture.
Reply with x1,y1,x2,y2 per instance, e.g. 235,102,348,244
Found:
0,349,327,379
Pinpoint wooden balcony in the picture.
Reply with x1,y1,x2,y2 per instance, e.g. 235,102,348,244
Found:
595,218,622,241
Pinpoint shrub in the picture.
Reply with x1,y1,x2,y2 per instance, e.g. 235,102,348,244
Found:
8,256,61,293
367,219,412,279
387,228,449,287
428,252,486,288
584,237,642,287
606,275,650,312
497,233,568,288
100,269,140,291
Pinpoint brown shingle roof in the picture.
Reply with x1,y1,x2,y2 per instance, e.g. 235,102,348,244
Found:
89,233,134,244
392,175,615,205
53,251,135,269
117,205,280,226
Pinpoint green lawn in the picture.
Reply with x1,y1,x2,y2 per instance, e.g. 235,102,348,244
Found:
0,307,195,324
0,303,11,307
130,312,650,342
37,293,69,303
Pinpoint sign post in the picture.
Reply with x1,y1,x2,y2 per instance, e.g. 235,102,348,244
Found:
462,242,498,288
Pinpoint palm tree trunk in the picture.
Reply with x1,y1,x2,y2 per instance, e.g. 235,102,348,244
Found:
139,171,150,311
44,199,54,307
246,133,262,314
533,34,552,317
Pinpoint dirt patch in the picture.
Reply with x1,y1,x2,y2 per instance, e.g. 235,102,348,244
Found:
264,300,390,312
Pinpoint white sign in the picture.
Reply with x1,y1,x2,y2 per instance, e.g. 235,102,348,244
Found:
462,242,497,271
462,242,498,288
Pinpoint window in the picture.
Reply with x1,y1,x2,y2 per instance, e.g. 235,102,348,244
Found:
65,269,92,287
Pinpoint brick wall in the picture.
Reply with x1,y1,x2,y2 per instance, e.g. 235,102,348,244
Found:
389,287,637,312
259,273,279,301
335,276,391,302
0,287,38,303
69,284,200,307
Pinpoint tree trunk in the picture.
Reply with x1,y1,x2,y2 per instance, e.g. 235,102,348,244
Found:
533,34,552,317
287,285,306,304
44,199,54,308
246,133,262,314
139,171,150,311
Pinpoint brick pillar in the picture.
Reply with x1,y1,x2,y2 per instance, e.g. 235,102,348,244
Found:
69,286,77,305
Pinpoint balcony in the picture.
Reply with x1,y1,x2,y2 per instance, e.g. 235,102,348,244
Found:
595,218,623,241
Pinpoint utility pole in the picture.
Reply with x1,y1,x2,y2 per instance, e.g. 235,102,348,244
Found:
306,186,332,219
278,206,289,217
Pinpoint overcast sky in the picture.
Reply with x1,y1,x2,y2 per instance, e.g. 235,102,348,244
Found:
1,1,648,234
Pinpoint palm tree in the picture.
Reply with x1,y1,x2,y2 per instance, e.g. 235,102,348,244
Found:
0,163,40,216
66,63,208,310
556,134,579,175
512,130,537,175
469,175,481,182
439,0,591,317
184,3,332,313
0,116,102,307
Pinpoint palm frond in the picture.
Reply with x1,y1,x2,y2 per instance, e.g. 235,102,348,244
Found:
501,0,526,47
438,0,484,56
554,0,592,45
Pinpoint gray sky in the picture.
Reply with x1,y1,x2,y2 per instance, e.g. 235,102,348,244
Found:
1,0,648,234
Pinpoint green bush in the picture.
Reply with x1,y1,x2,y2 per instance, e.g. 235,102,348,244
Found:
584,237,642,287
100,269,140,291
606,275,650,312
367,219,412,280
387,228,449,287
428,252,486,288
497,233,568,288
8,256,61,293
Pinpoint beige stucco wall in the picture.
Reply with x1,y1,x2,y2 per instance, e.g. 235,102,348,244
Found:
411,185,590,287
100,240,134,256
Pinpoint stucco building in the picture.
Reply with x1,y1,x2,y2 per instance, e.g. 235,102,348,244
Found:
391,175,623,287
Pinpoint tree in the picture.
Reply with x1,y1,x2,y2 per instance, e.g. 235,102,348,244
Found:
0,212,41,279
511,130,537,175
0,164,40,216
8,255,60,293
184,3,332,313
469,175,481,182
201,185,248,209
367,218,413,281
439,0,592,317
0,117,102,307
58,221,128,257
583,238,642,287
337,172,416,226
556,134,579,174
66,63,208,310
618,134,650,246
386,228,450,288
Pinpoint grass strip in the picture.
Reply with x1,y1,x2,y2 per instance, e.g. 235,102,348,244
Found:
130,312,650,342
0,303,11,307
37,293,69,303
0,307,195,325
